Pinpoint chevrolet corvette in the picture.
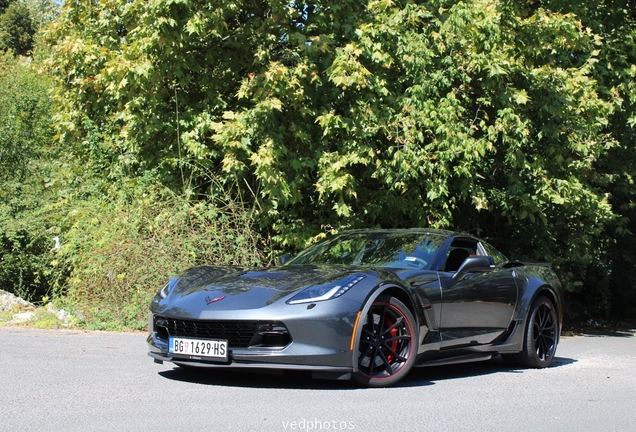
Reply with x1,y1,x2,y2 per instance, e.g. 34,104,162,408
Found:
148,229,562,387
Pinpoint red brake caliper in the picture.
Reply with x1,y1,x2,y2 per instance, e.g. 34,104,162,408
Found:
385,317,399,362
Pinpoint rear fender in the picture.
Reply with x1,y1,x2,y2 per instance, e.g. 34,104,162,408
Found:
495,265,562,352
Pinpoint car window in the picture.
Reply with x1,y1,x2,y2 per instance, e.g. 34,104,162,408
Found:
444,239,478,272
286,232,447,269
480,241,506,265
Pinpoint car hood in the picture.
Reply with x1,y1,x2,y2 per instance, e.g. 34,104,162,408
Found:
153,265,368,315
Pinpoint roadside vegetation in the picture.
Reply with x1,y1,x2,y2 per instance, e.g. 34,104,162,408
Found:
1,0,634,330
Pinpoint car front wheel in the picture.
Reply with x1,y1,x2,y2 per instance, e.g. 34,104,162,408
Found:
352,295,417,387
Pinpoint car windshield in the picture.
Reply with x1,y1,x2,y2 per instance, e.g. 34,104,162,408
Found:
286,232,446,270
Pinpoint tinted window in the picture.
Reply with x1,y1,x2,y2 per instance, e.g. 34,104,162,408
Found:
287,232,447,270
480,241,506,265
443,238,478,272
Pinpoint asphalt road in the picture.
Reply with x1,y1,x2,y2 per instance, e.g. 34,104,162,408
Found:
1,327,635,432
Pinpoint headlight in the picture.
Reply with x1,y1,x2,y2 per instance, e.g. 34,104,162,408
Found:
286,275,366,305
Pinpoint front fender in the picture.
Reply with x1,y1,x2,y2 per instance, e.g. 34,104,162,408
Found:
348,283,420,372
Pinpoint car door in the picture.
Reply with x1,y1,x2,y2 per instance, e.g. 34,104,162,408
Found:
406,270,443,352
438,238,518,349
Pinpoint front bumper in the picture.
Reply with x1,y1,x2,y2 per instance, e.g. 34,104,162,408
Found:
147,297,361,374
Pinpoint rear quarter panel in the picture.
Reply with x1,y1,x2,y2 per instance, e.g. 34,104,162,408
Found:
511,264,563,336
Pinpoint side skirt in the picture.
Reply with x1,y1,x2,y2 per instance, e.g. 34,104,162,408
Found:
414,353,495,368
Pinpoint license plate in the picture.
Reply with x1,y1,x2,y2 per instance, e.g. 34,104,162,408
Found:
169,337,228,360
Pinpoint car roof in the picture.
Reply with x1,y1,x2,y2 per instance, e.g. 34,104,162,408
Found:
336,228,460,238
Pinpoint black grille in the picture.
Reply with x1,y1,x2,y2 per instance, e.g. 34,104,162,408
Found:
154,317,287,348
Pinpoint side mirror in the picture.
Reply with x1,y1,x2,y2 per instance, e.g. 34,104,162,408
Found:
453,256,496,281
278,254,292,266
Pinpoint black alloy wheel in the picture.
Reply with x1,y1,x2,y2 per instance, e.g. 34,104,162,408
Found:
503,295,558,368
352,295,417,387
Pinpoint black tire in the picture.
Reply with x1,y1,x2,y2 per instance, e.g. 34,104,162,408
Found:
352,295,418,387
502,295,558,368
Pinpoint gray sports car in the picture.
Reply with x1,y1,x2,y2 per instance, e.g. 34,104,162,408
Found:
148,229,562,387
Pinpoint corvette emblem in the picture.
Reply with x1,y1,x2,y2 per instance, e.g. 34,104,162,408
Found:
205,295,226,305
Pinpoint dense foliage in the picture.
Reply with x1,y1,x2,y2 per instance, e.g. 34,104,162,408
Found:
0,0,35,55
0,3,269,328
50,181,270,330
1,0,634,328
0,51,54,301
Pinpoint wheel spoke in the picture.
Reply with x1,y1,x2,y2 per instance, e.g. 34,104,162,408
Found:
383,344,407,362
539,306,548,328
543,319,554,332
382,316,404,335
377,348,393,375
378,305,388,334
385,335,410,343
539,314,549,331
367,345,379,372
542,334,555,343
538,338,546,359
544,341,551,359
361,327,374,337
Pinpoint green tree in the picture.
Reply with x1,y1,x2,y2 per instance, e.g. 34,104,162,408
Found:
0,1,35,55
46,1,633,317
0,51,55,299
538,0,636,318
0,0,13,14
0,50,52,182
23,0,59,29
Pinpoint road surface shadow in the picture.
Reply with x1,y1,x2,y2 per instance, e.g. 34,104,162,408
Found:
563,319,636,338
564,329,636,338
394,355,576,388
158,367,365,390
157,355,576,389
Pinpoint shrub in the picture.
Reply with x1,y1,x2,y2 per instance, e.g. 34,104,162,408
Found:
52,180,270,330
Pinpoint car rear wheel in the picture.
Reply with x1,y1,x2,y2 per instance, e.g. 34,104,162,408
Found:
352,295,417,387
502,295,558,368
